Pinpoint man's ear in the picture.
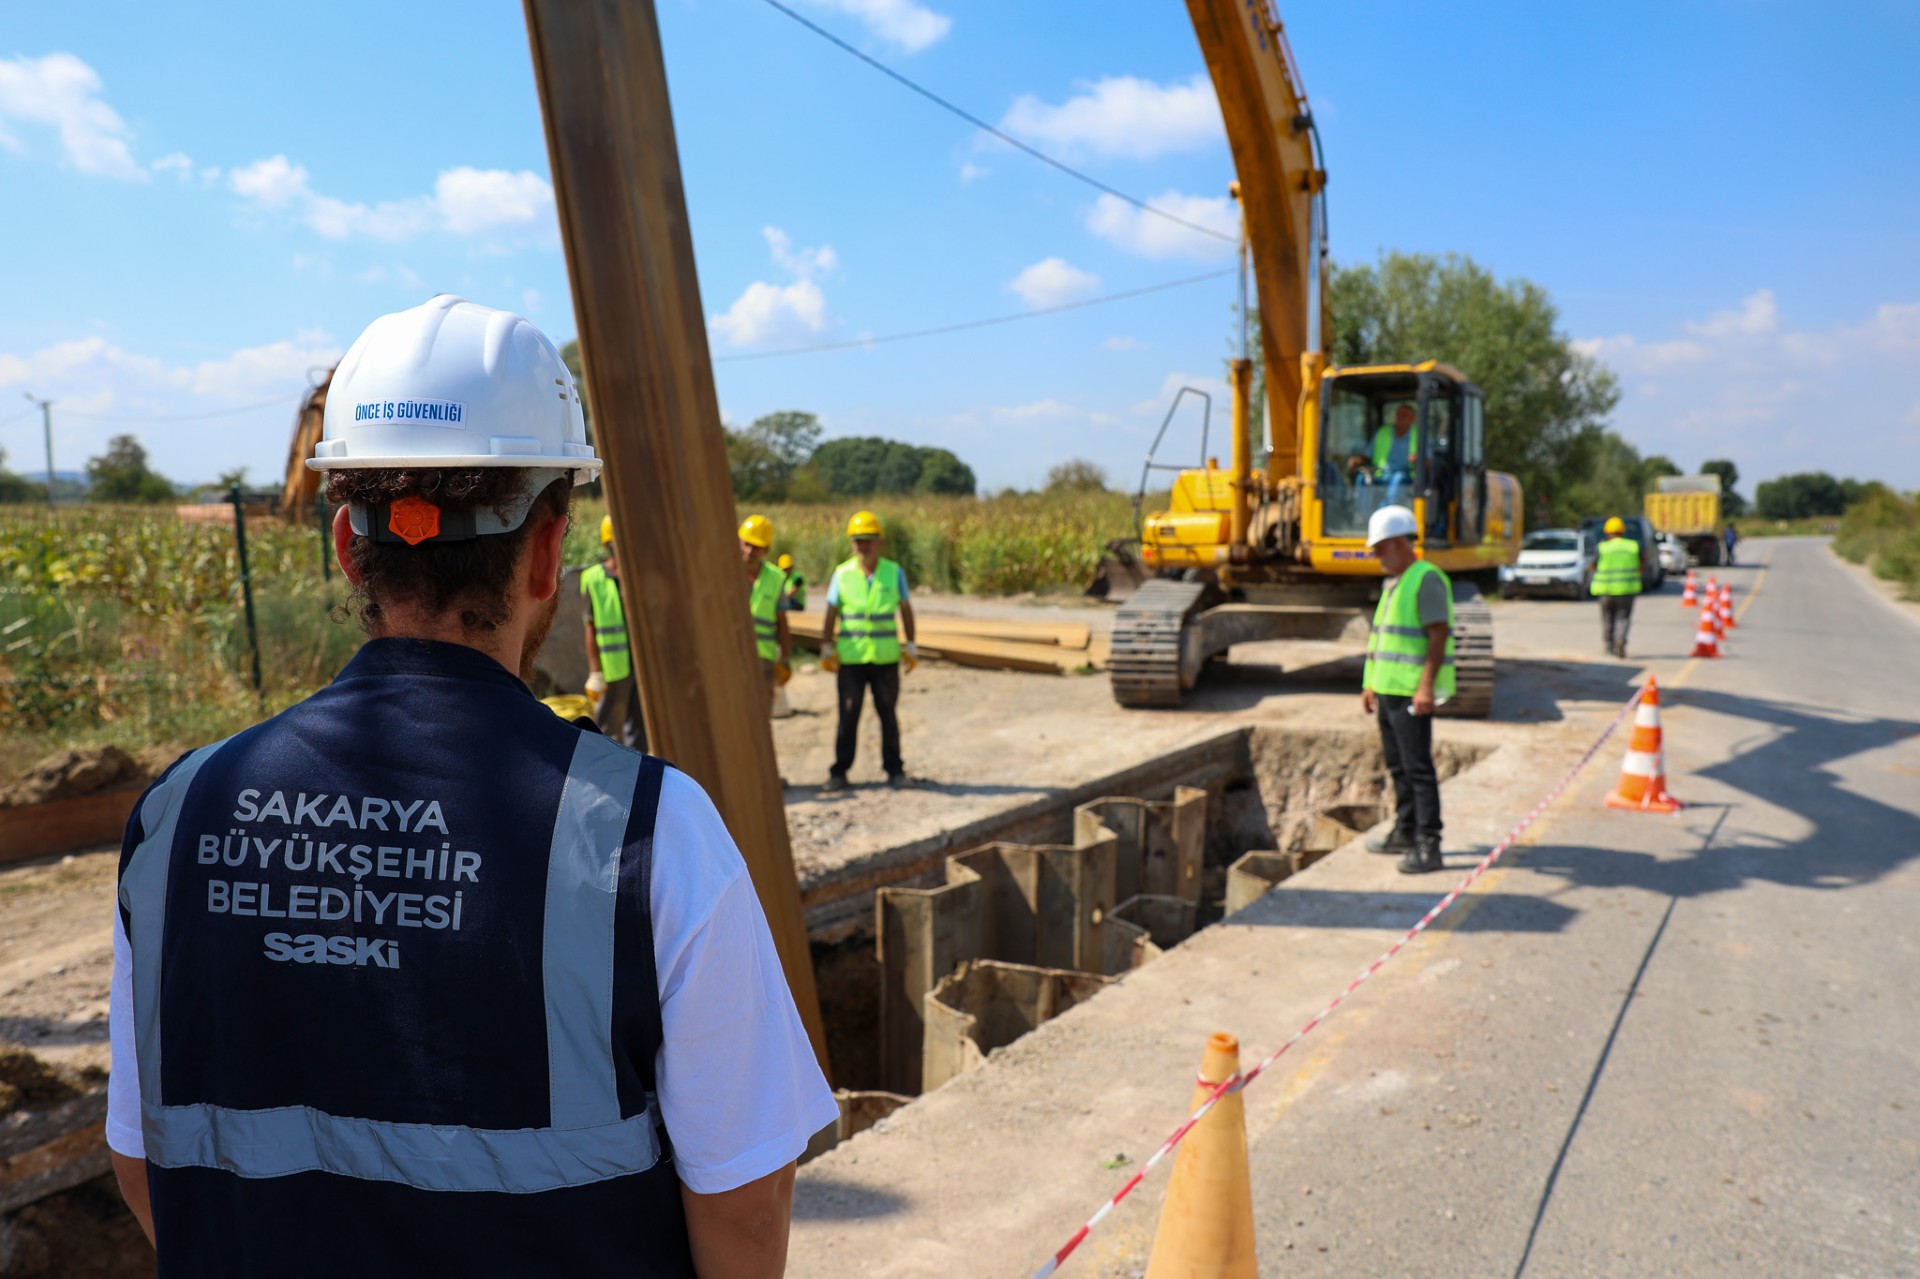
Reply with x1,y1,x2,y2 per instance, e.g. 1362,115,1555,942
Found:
527,510,568,603
332,505,363,584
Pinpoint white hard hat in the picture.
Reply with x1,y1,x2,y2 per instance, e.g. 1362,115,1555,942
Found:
1366,504,1418,547
308,295,599,482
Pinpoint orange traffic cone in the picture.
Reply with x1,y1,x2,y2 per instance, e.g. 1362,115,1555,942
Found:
1705,575,1719,599
1146,1034,1257,1279
1688,603,1721,658
1680,570,1698,607
1606,678,1683,812
1719,584,1736,630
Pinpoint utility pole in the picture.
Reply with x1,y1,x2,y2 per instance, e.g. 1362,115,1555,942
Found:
22,394,54,508
522,0,829,1072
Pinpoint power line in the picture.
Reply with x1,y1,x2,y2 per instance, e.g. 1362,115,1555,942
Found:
0,407,37,427
59,393,307,423
755,0,1236,246
713,267,1234,363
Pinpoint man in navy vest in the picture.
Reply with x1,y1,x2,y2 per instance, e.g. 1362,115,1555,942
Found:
107,296,835,1277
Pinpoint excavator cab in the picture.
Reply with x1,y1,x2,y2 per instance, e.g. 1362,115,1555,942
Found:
1314,365,1488,553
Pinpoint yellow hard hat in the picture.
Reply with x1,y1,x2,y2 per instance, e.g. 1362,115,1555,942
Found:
599,514,614,545
738,514,774,548
847,509,882,539
777,553,793,571
1604,516,1625,535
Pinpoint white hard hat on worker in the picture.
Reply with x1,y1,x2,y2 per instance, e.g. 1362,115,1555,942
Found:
1366,504,1418,548
308,296,600,541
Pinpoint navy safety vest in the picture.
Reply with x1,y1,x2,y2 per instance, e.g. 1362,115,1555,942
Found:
117,639,694,1278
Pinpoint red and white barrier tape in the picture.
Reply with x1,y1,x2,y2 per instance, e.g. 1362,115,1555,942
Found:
1030,683,1649,1278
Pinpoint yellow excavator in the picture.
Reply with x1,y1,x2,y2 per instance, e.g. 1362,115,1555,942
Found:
1095,1,1523,715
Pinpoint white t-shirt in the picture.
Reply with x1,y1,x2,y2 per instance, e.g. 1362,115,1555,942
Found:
108,766,836,1196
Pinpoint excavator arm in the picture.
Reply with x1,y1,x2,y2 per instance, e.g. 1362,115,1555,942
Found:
1185,0,1327,478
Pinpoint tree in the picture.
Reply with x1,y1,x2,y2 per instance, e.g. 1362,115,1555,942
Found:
1701,459,1745,517
1753,471,1874,520
808,437,976,497
558,340,591,442
1045,459,1109,493
86,435,175,503
727,410,824,501
1327,252,1621,525
216,466,250,492
0,448,44,504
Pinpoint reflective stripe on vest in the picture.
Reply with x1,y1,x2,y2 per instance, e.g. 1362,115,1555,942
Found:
1591,536,1642,596
833,558,903,665
117,734,664,1194
749,562,785,662
581,564,631,682
1372,423,1418,474
1363,559,1456,698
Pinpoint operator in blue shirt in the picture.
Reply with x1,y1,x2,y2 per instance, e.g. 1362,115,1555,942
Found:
107,297,834,1278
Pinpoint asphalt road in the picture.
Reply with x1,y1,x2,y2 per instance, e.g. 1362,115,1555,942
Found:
1246,538,1920,1276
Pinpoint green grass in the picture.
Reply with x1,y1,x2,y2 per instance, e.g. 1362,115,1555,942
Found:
1832,490,1920,599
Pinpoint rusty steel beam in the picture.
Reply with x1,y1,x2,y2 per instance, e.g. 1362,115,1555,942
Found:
521,0,826,1070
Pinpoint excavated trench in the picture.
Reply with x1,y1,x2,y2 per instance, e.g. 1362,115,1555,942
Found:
807,724,1488,1137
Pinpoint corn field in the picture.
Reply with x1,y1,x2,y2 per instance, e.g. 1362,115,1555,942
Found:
2,491,1139,774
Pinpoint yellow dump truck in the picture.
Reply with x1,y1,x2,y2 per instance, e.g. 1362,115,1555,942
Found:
1645,475,1725,566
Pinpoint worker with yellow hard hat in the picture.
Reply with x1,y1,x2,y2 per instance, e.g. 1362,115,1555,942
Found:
581,512,645,748
1590,514,1643,660
819,509,917,792
739,514,791,706
777,553,806,612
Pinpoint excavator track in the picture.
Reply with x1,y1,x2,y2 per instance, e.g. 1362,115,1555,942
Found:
1110,579,1211,707
1440,585,1494,718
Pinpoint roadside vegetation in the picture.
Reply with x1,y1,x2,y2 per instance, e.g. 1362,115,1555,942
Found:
1833,488,1920,598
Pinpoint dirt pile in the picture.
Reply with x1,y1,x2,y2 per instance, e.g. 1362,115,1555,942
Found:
0,1044,86,1114
0,1176,153,1279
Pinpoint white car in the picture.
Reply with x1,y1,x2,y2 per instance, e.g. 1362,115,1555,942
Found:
1656,533,1688,575
1500,529,1596,599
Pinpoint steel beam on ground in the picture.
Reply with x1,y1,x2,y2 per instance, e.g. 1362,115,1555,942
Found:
522,0,826,1070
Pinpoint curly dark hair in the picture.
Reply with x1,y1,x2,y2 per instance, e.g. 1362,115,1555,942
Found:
324,468,574,637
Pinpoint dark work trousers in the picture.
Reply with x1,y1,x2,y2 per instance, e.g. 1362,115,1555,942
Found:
833,661,903,779
1375,694,1442,841
1600,595,1635,656
596,675,647,752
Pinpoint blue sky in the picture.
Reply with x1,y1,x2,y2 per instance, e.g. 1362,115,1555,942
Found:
2,0,1916,498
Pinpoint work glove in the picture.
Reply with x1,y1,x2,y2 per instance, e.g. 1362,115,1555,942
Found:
774,661,793,687
903,641,919,674
585,671,607,704
820,651,840,674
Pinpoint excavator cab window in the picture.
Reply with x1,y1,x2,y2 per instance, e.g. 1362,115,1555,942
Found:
1317,376,1420,539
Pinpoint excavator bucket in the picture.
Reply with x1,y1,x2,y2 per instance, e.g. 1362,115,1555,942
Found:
1085,538,1151,603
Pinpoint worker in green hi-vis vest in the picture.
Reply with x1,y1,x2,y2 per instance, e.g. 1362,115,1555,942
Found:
818,509,917,793
580,514,644,749
738,514,791,709
1590,515,1643,660
1360,504,1454,876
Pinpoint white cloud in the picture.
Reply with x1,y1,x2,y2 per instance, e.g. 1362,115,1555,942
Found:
990,398,1117,426
709,227,838,348
802,0,951,52
1008,257,1099,309
1000,74,1223,160
764,226,837,279
958,161,988,184
192,338,340,399
1087,190,1237,262
151,151,192,176
1580,290,1920,487
0,53,144,180
1104,335,1148,351
435,167,555,236
710,280,828,348
230,155,552,244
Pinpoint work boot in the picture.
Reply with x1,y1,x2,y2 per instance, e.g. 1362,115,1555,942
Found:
1397,835,1445,875
1365,825,1415,855
887,771,914,790
821,773,849,794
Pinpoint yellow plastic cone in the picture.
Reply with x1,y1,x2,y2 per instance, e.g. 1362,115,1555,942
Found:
1146,1033,1257,1279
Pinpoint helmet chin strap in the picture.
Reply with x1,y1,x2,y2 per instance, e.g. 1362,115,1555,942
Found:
347,467,568,544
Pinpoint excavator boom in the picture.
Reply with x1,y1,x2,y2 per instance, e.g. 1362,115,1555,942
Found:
1185,0,1326,476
